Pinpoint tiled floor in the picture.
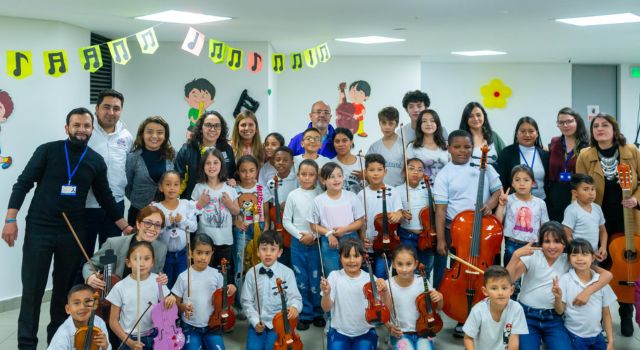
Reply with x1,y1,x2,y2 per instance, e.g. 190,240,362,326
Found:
1,301,639,349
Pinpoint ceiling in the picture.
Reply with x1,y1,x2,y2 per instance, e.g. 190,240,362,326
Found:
3,0,640,63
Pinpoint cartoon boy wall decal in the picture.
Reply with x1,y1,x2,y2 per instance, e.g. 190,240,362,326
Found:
335,80,371,137
0,89,14,169
184,78,215,138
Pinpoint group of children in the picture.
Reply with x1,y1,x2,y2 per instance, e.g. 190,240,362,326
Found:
51,106,639,350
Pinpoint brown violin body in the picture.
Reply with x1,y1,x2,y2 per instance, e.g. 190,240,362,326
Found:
96,273,120,320
373,213,400,252
273,278,303,350
363,282,391,325
415,293,443,336
269,205,291,248
417,207,437,251
74,326,102,350
208,259,236,331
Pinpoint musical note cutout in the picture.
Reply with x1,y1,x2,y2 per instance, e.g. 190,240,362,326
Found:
107,38,131,65
316,42,331,63
303,48,318,68
208,39,227,64
271,53,285,74
226,47,243,71
78,45,103,73
247,51,263,73
181,27,205,56
290,52,303,71
6,50,32,79
43,50,68,78
136,27,159,54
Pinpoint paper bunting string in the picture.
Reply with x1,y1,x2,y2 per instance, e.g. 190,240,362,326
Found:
209,39,227,64
316,42,330,63
136,27,159,54
226,47,243,71
107,38,131,65
247,51,263,73
78,45,103,73
304,48,318,68
6,50,32,80
43,50,69,78
290,52,303,71
181,27,205,56
272,53,285,74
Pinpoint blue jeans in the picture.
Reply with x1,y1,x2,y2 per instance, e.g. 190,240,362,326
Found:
182,322,225,350
321,232,359,274
504,238,526,299
398,227,435,279
519,302,572,350
390,333,435,350
246,325,278,350
120,329,158,350
328,327,377,350
567,331,606,350
373,252,391,279
165,247,188,290
291,238,323,322
233,224,260,309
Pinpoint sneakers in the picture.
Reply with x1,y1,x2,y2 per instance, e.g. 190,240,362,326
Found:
313,317,326,327
453,323,465,338
296,320,310,331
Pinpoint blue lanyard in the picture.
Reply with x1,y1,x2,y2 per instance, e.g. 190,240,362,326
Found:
561,137,574,171
64,141,88,185
518,146,537,169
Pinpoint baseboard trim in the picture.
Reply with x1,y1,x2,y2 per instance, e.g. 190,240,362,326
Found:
0,289,52,313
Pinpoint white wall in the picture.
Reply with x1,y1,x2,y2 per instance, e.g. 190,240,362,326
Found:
422,63,572,146
275,56,421,152
0,17,90,301
113,41,271,149
619,64,640,146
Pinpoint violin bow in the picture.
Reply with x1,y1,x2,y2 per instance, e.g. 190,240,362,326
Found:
185,226,192,318
399,123,411,209
357,150,368,239
62,212,99,275
136,251,141,347
115,302,153,350
252,241,263,326
448,253,485,274
382,252,399,326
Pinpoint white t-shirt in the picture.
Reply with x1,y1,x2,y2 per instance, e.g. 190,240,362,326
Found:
357,186,403,241
406,143,449,185
293,154,330,174
48,315,111,350
462,298,528,350
503,194,549,242
283,187,321,239
236,183,266,223
324,269,372,337
152,199,199,252
332,157,363,195
398,123,417,144
518,145,547,199
397,181,430,231
562,202,606,251
106,273,170,334
559,269,617,337
191,183,238,245
518,250,570,309
309,191,365,230
258,162,277,189
264,170,298,206
367,137,405,187
433,161,502,221
390,276,426,332
472,145,498,166
171,266,224,328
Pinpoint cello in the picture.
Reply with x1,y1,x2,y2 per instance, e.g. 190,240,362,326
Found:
273,278,303,350
373,186,401,253
73,292,102,350
208,258,236,331
269,176,292,248
151,282,185,350
439,145,503,323
335,82,358,134
418,175,438,251
362,253,391,325
608,163,640,304
415,264,443,338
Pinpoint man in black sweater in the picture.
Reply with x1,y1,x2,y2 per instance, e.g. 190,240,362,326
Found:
2,107,133,349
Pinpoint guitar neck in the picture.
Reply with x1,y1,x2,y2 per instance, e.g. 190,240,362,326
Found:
622,189,636,252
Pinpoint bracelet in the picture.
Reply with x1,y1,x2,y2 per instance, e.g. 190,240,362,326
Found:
5,218,16,223
325,230,334,238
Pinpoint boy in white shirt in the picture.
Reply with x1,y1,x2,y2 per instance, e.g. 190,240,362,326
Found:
463,266,528,350
366,107,405,187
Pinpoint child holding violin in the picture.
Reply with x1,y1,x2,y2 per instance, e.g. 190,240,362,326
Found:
172,234,237,350
241,229,302,350
320,238,389,349
106,240,176,350
48,284,110,350
358,153,404,278
384,245,443,350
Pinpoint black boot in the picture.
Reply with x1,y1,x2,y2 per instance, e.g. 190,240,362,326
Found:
619,303,634,337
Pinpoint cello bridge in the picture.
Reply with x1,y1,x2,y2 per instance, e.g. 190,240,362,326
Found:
427,317,435,322
222,312,228,318
383,238,390,244
465,269,480,275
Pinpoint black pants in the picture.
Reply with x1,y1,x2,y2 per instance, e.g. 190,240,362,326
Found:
83,200,125,254
18,226,83,349
127,206,141,227
210,244,235,284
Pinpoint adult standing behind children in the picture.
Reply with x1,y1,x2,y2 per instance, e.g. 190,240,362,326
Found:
575,113,640,336
2,107,132,349
125,116,175,225
85,89,132,253
399,90,448,143
231,110,265,165
458,102,505,165
288,101,337,158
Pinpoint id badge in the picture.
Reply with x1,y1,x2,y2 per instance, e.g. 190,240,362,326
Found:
60,184,77,196
559,171,572,182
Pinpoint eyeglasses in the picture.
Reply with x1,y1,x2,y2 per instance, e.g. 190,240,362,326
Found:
203,123,222,131
304,136,322,142
556,119,575,127
312,110,331,115
141,220,162,230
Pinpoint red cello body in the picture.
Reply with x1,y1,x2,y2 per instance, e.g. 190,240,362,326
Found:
440,145,503,323
418,175,437,251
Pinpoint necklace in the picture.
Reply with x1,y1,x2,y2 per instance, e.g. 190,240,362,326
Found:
598,149,619,181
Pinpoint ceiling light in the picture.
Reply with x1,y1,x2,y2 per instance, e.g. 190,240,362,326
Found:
556,13,640,26
451,50,507,56
135,10,231,24
335,36,405,44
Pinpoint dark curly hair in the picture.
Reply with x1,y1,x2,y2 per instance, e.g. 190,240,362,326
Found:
189,110,230,150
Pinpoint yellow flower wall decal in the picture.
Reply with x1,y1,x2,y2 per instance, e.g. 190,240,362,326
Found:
480,79,512,108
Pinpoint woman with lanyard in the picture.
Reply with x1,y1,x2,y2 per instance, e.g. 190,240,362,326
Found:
497,116,549,200
546,107,589,221
576,113,640,337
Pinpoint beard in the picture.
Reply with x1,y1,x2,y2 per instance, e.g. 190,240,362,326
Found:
68,133,91,146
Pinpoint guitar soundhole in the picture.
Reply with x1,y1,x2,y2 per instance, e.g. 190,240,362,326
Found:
623,250,637,261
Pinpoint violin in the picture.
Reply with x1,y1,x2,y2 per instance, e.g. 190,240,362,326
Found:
273,278,303,350
74,292,102,350
96,249,120,320
373,186,401,253
269,176,292,248
440,145,503,323
362,253,391,325
418,176,437,251
415,264,443,338
609,164,640,304
245,203,263,270
151,283,185,350
208,258,236,331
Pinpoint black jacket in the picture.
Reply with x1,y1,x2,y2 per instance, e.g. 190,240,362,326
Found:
496,144,550,194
